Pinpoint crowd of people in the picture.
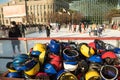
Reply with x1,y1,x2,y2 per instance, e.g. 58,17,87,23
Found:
0,22,52,38
67,22,111,37
0,21,53,55
0,21,120,38
0,21,120,55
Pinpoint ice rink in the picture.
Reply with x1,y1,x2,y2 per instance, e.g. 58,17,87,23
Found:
26,28,120,38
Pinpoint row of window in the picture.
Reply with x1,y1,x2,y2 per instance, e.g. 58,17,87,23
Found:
27,10,53,17
26,4,54,23
26,17,49,24
27,4,53,11
3,17,49,24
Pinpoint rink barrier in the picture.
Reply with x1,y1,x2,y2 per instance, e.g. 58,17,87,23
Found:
0,37,120,80
0,37,120,54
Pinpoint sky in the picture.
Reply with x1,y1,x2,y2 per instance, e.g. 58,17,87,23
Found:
0,0,10,4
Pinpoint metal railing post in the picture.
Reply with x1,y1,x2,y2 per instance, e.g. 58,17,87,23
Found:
24,39,28,53
116,40,120,48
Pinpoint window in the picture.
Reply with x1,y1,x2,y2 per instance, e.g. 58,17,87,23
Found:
6,20,8,24
48,5,49,9
44,11,46,16
41,18,43,22
37,13,39,16
44,18,46,22
38,18,39,22
51,5,53,9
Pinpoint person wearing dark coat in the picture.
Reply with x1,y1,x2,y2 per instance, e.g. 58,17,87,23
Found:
45,24,51,37
8,21,22,55
18,22,27,37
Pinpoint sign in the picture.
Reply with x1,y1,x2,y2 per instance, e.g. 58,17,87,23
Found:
3,5,26,17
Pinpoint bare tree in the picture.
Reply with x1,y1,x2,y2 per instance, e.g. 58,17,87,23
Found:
105,9,120,23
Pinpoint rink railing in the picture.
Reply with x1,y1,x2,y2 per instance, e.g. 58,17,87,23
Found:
0,37,120,73
0,37,120,54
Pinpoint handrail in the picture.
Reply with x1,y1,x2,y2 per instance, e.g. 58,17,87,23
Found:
0,37,120,40
0,37,120,53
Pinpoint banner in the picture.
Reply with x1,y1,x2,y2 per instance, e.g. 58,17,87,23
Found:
3,5,26,17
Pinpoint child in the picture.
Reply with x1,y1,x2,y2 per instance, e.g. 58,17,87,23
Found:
88,26,92,36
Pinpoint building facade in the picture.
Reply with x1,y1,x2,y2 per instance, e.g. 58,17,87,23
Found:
0,0,69,25
70,0,119,24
